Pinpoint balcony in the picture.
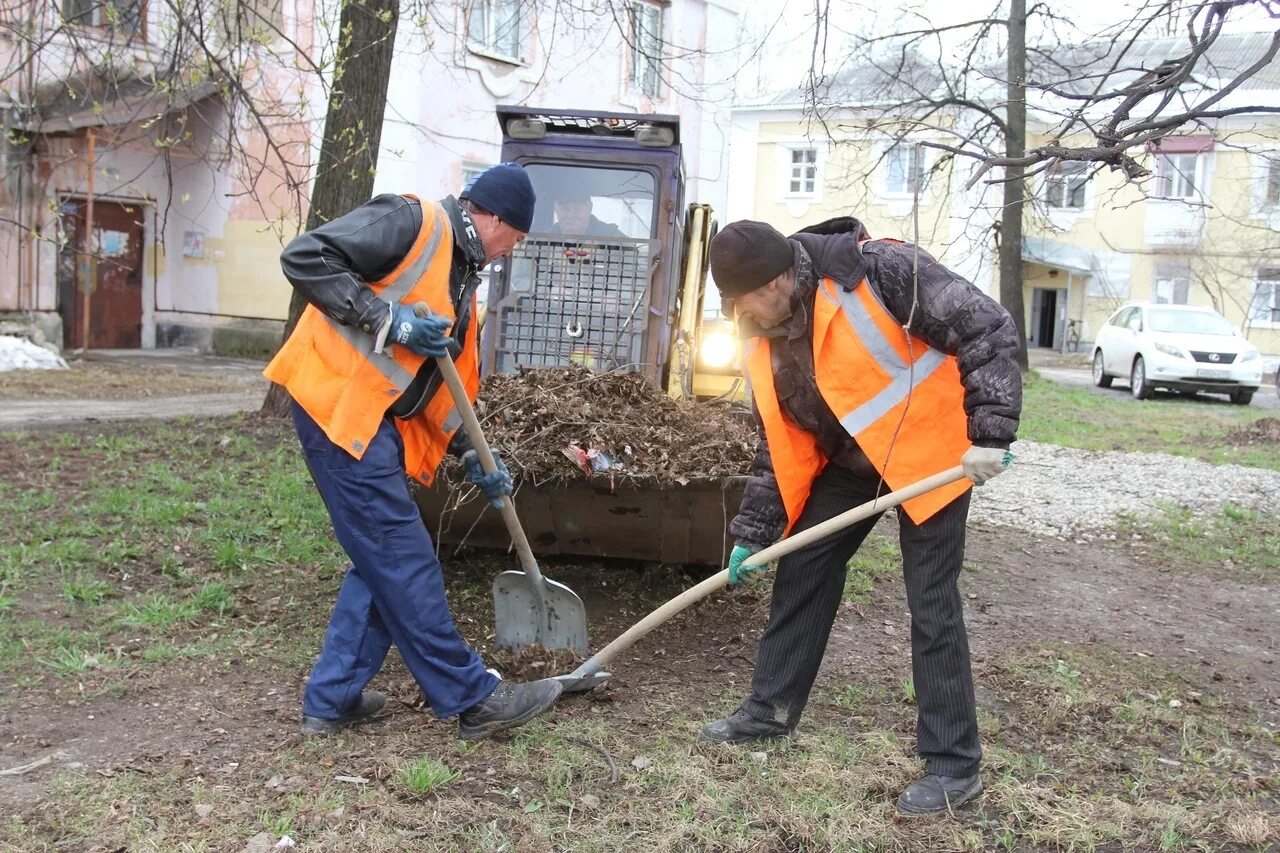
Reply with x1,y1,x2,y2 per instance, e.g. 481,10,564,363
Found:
1143,199,1207,248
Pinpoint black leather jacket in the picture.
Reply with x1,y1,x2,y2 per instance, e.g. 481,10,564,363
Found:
278,193,487,425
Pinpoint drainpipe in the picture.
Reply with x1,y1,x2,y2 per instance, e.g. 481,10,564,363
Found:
82,127,95,352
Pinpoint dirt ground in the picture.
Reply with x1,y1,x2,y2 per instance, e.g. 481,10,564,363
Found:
4,527,1275,774
1,414,1277,851
0,358,257,399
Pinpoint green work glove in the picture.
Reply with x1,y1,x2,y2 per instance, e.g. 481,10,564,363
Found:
727,544,767,585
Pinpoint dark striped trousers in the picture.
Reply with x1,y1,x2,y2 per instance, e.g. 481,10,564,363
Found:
741,463,981,777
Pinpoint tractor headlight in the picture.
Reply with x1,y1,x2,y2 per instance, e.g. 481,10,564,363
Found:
699,330,737,369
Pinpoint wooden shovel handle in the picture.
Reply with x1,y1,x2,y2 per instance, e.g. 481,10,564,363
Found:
412,302,548,595
572,465,968,677
431,353,548,590
741,465,966,568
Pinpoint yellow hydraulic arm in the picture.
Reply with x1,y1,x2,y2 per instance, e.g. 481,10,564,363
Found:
666,203,713,398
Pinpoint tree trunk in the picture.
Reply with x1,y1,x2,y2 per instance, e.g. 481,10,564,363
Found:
262,0,400,416
999,0,1029,371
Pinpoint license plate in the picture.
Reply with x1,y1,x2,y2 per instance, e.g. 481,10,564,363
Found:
1196,368,1230,379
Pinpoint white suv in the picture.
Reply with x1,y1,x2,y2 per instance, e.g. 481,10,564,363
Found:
1091,303,1263,404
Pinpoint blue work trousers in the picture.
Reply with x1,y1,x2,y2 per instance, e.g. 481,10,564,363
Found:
292,402,498,720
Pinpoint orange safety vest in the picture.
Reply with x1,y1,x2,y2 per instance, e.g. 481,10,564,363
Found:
264,197,479,486
746,273,972,533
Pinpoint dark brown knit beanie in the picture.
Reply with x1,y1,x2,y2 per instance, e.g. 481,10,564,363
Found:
708,220,793,297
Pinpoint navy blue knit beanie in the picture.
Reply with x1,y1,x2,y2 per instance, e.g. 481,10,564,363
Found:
461,162,536,233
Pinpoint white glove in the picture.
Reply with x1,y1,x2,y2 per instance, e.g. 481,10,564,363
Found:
962,446,1014,485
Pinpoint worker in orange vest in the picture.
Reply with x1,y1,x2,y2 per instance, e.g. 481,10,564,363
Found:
264,163,563,740
699,219,1021,816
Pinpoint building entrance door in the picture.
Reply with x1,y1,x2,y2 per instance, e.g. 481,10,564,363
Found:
58,200,146,349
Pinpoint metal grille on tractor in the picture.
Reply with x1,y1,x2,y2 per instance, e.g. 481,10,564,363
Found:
489,236,656,377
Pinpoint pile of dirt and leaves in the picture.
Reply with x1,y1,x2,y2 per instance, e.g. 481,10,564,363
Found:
1226,416,1280,446
441,367,757,486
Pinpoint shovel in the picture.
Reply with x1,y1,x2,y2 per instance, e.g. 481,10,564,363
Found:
431,349,590,656
554,465,969,693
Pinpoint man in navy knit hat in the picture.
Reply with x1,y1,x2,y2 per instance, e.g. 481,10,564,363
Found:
271,162,564,741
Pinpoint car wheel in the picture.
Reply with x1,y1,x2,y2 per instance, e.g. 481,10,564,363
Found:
1230,389,1254,405
1092,350,1112,388
1130,356,1152,400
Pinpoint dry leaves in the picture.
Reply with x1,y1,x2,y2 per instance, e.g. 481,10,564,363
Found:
441,367,756,487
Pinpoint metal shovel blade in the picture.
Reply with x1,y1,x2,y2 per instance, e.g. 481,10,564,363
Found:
493,570,589,655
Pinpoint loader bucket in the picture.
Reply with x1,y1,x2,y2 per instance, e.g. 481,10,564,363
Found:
417,477,746,567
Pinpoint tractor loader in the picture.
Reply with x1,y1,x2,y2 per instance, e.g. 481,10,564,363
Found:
415,106,748,566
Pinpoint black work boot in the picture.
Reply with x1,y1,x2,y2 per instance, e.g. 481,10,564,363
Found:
697,708,795,745
457,678,563,741
300,691,388,735
896,773,983,816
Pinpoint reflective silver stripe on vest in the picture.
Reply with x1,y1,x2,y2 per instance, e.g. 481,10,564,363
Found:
316,205,447,391
838,347,945,435
442,407,462,434
822,282,947,436
819,282,905,370
381,210,445,305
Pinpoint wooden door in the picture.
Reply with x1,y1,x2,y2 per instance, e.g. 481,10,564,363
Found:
58,201,146,349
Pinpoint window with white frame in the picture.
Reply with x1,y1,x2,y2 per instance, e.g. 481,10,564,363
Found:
461,162,491,193
1264,158,1280,208
468,0,524,62
63,0,144,35
1152,261,1191,305
884,145,925,195
1045,161,1088,209
787,147,817,195
1251,268,1280,324
628,2,663,97
1153,153,1200,199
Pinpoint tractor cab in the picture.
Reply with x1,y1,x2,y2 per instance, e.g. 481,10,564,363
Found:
482,106,700,390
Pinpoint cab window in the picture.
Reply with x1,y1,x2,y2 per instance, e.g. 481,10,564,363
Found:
523,164,656,239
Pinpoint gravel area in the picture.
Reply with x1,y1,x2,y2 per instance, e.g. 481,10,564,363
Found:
969,439,1280,537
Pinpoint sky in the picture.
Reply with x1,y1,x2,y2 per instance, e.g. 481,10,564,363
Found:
733,0,1279,100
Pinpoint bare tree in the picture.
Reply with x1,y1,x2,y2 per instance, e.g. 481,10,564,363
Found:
261,0,398,416
794,0,1280,365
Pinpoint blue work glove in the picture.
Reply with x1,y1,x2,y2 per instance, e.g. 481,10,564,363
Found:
727,543,767,585
461,448,513,509
389,302,452,357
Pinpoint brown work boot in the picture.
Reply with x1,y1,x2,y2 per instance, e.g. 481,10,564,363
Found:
457,678,563,740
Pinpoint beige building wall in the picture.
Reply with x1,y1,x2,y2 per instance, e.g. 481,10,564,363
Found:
727,112,996,295
1025,123,1280,353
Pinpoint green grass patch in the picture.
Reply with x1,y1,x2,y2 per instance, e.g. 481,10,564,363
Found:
843,533,900,603
1114,501,1280,581
0,415,342,686
1021,371,1280,470
397,757,461,795
115,582,234,630
61,572,111,606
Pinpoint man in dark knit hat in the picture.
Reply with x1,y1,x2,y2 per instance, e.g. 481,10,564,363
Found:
700,218,1021,816
268,162,565,741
